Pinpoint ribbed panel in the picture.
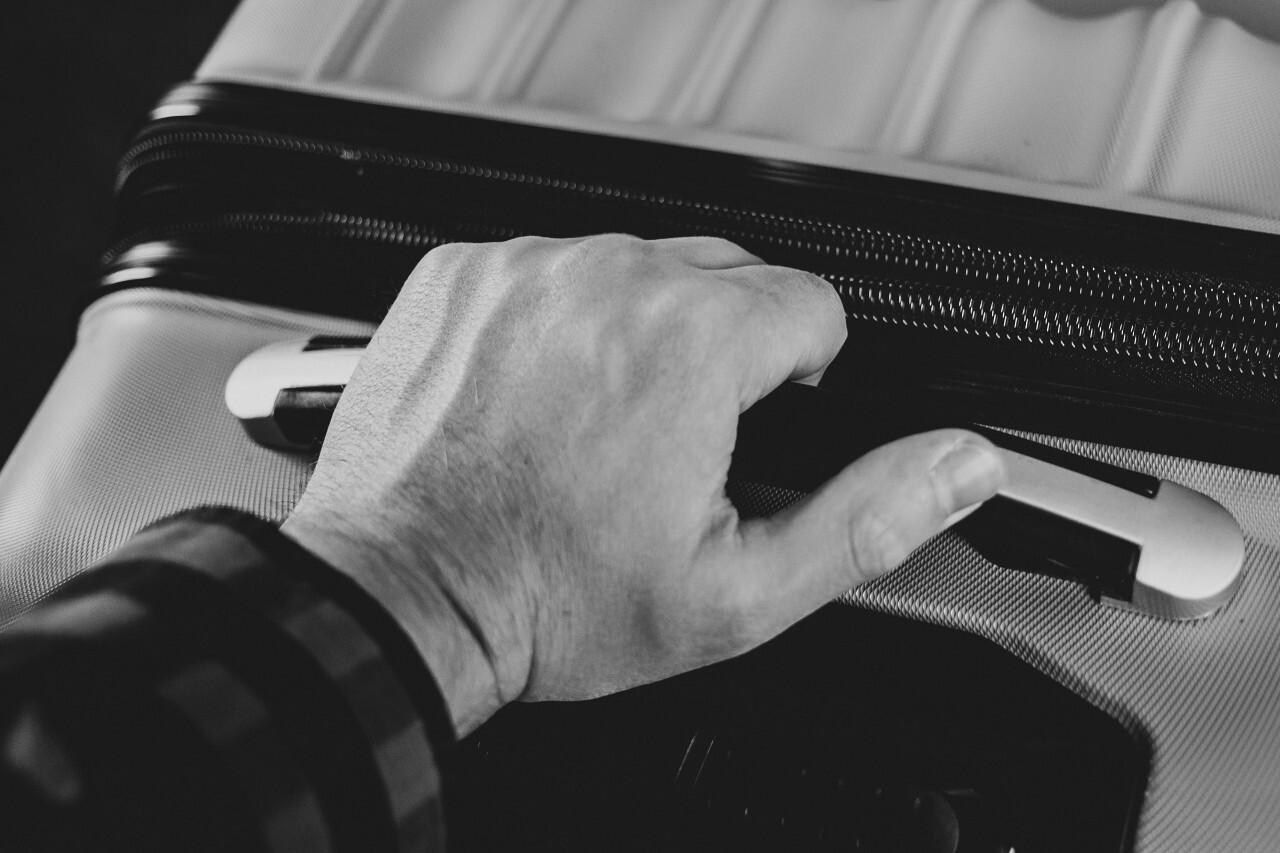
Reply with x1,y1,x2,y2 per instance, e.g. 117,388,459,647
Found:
200,0,1280,233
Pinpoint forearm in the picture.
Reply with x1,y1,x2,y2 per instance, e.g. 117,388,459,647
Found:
0,507,454,853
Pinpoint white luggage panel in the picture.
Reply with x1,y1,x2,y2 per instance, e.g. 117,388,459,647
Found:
199,0,1280,233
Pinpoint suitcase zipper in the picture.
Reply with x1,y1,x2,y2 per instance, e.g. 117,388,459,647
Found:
104,210,516,264
103,85,1280,469
110,126,1278,378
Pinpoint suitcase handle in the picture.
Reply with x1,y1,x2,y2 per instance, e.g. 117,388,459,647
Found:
227,337,1244,620
733,385,1244,621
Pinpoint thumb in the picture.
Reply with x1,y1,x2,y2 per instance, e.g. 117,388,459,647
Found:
725,430,1005,645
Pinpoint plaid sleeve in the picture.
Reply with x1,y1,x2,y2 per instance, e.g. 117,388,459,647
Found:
0,506,456,853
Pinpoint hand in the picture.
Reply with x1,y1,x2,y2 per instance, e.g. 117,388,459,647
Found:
281,235,1004,735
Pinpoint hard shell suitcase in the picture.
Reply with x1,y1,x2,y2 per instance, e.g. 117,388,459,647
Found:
4,1,1280,849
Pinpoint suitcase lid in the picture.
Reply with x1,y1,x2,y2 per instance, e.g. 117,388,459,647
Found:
196,0,1280,234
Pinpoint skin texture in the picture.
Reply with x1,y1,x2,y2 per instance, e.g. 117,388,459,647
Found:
282,235,1005,736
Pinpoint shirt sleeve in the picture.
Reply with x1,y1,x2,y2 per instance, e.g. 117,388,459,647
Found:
0,506,456,853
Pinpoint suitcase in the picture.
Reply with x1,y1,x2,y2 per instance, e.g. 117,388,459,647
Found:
3,1,1280,849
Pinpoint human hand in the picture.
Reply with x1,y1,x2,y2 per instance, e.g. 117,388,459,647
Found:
281,235,1004,735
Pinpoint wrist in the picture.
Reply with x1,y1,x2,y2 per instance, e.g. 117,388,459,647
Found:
280,509,508,736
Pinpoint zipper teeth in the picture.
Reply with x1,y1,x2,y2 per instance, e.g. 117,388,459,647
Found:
832,275,1279,379
119,128,1276,318
215,210,519,242
116,126,1280,375
683,220,1280,330
118,130,346,192
103,211,518,265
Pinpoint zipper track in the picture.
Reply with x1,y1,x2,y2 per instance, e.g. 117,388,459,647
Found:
691,220,1280,327
103,211,518,266
830,274,1277,377
114,126,1280,384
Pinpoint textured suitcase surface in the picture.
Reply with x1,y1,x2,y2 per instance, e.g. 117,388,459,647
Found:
4,1,1280,850
0,290,374,614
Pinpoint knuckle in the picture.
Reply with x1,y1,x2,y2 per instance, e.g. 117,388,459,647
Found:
414,240,520,286
415,239,473,272
641,280,734,349
772,266,841,305
578,232,646,261
499,234,559,259
693,235,745,254
494,235,558,278
812,274,847,326
590,231,644,248
790,268,844,317
400,242,482,305
551,233,646,282
747,266,846,343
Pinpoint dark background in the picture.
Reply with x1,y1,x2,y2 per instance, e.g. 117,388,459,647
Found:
1,0,239,466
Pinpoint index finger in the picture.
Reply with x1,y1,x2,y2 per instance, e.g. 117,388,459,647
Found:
720,264,848,410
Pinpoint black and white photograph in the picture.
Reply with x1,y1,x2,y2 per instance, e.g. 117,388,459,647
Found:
3,1,1279,850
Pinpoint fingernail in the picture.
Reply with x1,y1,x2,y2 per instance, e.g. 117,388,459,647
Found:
932,440,1005,515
